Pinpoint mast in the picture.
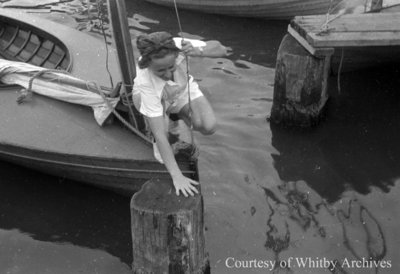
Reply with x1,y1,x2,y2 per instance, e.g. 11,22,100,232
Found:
107,0,147,133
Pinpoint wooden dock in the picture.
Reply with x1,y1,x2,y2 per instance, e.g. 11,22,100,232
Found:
289,12,400,49
270,11,400,127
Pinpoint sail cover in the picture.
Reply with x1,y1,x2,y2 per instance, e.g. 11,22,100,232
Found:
0,60,119,126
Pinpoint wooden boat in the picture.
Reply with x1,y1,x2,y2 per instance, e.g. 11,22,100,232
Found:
142,0,342,20
0,9,198,195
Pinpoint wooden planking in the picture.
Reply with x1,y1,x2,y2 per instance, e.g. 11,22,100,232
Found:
295,13,400,33
287,25,334,56
309,31,400,47
291,12,400,48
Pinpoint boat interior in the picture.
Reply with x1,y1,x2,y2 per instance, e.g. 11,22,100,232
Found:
0,16,71,72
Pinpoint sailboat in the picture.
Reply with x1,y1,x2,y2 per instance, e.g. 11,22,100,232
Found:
0,6,198,195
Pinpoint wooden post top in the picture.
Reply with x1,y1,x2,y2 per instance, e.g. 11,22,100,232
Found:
290,12,400,48
131,178,202,214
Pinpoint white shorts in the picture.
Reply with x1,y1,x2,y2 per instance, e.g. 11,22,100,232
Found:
165,81,204,114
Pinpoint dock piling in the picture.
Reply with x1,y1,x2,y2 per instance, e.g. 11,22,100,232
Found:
271,11,400,127
130,179,209,274
270,34,331,127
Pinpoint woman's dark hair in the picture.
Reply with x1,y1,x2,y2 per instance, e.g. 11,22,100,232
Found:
136,32,180,69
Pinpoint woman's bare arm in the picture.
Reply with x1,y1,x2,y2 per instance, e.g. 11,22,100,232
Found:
146,116,199,197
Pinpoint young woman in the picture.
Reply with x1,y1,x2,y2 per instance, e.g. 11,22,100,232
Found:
132,31,217,197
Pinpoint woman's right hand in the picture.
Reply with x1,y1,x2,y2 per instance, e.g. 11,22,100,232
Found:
145,116,200,197
172,173,199,197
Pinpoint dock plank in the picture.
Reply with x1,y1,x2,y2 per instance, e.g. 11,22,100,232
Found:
291,12,400,48
308,31,400,47
297,14,400,33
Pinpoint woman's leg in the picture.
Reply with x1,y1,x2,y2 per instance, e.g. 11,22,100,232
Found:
178,96,217,135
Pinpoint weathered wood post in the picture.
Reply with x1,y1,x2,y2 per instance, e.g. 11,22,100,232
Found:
270,34,333,127
131,179,209,274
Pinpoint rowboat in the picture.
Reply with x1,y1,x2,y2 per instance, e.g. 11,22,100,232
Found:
142,0,342,20
0,9,198,195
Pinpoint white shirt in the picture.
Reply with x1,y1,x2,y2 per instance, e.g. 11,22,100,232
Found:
132,38,206,117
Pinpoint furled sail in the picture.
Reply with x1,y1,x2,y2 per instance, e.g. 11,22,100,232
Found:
0,60,119,126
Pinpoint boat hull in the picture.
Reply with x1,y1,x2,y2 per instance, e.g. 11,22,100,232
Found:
0,142,195,195
143,0,342,19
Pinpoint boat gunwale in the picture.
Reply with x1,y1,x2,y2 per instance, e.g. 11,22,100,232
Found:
0,141,197,176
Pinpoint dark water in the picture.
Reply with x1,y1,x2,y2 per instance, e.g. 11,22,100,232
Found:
1,1,400,273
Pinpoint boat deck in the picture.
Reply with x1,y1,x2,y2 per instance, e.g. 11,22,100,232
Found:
0,85,198,194
0,86,152,159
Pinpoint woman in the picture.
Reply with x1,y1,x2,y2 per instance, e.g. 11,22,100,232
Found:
132,31,217,197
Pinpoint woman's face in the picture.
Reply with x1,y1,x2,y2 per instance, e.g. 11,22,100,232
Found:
148,53,177,81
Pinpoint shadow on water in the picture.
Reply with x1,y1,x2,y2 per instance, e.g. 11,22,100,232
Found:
270,65,400,203
0,161,132,265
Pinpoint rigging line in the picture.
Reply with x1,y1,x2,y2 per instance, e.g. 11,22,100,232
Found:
94,81,152,146
318,0,347,35
97,0,114,88
327,0,346,14
172,0,195,146
172,0,184,41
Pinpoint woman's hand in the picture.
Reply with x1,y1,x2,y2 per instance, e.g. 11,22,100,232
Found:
146,116,199,197
181,40,203,56
172,173,199,197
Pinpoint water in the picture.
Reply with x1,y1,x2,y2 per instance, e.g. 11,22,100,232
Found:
1,1,400,273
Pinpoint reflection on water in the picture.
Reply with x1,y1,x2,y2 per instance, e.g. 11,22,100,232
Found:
0,161,132,270
272,67,400,202
1,1,400,273
260,179,398,274
261,67,400,274
0,229,131,274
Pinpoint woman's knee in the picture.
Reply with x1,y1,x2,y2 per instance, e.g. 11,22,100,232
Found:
196,116,217,135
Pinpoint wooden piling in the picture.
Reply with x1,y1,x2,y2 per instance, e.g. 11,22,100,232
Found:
130,179,209,274
271,11,400,127
270,34,332,127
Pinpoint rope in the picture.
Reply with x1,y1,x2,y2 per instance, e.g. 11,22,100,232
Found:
173,0,195,146
317,0,350,35
97,0,114,88
17,69,70,104
318,0,378,35
92,81,153,146
119,83,139,130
